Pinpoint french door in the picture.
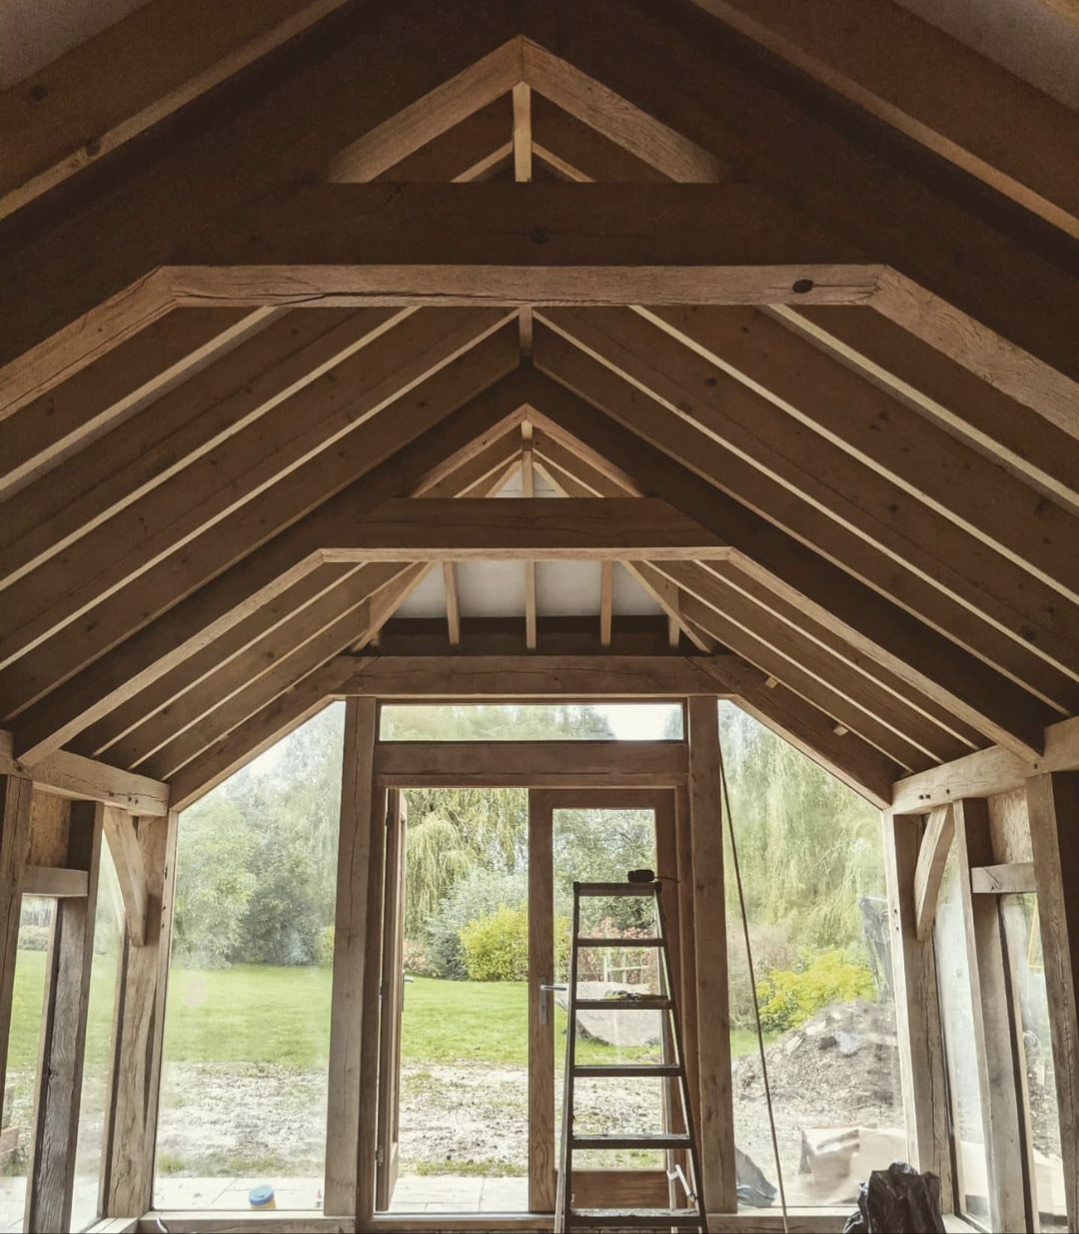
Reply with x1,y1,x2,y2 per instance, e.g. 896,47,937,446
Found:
373,785,694,1214
526,788,693,1213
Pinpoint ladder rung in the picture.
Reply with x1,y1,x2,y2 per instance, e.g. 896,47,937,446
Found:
573,996,671,1011
569,1210,702,1230
571,1133,693,1150
575,882,659,897
573,1064,681,1078
575,936,663,947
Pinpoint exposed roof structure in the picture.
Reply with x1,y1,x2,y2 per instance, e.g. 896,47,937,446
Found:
1,0,1076,817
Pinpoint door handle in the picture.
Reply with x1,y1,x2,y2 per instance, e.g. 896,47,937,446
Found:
539,982,568,1026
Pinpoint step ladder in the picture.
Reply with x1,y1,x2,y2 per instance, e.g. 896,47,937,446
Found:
555,880,707,1234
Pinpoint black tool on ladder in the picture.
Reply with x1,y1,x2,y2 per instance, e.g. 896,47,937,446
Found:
555,878,707,1233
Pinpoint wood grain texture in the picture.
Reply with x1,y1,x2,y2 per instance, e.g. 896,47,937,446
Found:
686,696,736,1214
25,802,103,1233
528,342,1055,759
913,806,954,941
1027,771,1079,1233
0,773,33,1141
103,813,178,1216
686,0,1079,236
891,716,1079,813
954,797,1030,1233
325,698,378,1216
375,740,687,787
882,815,952,1202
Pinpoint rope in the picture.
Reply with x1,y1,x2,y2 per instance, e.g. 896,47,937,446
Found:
717,726,790,1234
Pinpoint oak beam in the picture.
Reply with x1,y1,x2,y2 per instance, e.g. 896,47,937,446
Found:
324,697,379,1215
102,813,178,1217
102,808,150,947
0,0,354,219
0,735,168,816
890,715,1079,813
686,696,736,1213
342,654,731,698
5,341,525,761
882,815,952,1196
0,773,33,1140
170,182,876,310
315,497,729,561
686,0,1079,236
329,41,520,182
524,356,1054,758
25,802,103,1234
374,740,688,788
519,0,1078,419
443,564,462,646
954,797,1030,1233
1027,771,1079,1232
696,656,900,809
0,0,524,414
912,806,954,941
167,670,352,812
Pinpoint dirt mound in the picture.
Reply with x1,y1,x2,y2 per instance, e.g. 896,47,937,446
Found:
735,999,900,1119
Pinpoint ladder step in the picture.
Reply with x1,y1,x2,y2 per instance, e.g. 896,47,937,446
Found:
575,882,659,897
573,997,672,1011
575,936,663,947
573,1063,682,1078
571,1133,693,1150
569,1210,702,1230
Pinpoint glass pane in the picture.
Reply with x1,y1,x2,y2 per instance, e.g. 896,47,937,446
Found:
379,704,683,741
1,897,54,1234
552,810,667,1174
391,787,530,1214
154,704,344,1212
70,848,124,1232
718,702,904,1210
936,846,990,1222
1001,893,1066,1233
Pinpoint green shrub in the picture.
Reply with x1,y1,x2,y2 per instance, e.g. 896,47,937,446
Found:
459,904,529,982
318,924,335,967
425,868,528,979
756,949,875,1033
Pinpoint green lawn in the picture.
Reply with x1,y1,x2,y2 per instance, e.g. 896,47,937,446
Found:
8,954,767,1073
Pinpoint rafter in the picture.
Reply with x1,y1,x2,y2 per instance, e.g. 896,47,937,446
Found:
94,437,522,771
776,306,1079,496
168,662,352,811
539,308,1079,703
692,654,902,808
532,434,969,766
0,327,520,722
0,0,522,416
6,365,531,762
0,308,274,497
519,0,1078,416
1,307,409,588
532,322,1078,716
329,41,521,182
686,0,1079,237
0,309,508,666
521,360,1056,757
638,304,1079,594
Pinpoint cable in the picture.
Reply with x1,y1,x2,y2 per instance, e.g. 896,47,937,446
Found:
717,727,790,1234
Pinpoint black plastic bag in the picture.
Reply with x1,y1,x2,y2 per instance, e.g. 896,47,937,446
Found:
842,1161,946,1234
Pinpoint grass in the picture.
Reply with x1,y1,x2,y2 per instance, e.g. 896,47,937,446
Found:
9,952,769,1075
